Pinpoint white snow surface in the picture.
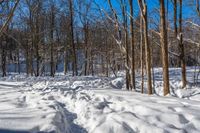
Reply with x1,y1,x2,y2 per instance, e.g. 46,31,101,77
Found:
0,67,200,133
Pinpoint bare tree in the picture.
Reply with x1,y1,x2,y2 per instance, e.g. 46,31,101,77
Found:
0,0,20,37
140,14,144,93
160,0,170,96
129,0,136,90
50,4,55,77
178,0,187,88
138,0,152,94
120,0,130,90
69,0,78,76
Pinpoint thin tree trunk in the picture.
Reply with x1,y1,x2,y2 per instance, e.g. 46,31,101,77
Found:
140,14,144,94
151,34,155,93
129,0,135,90
138,0,152,94
17,48,20,74
121,0,130,90
1,46,6,77
84,24,89,76
25,47,29,76
173,0,177,36
30,38,33,76
50,5,55,77
64,46,68,75
35,21,40,76
69,0,78,76
36,42,39,76
179,0,187,88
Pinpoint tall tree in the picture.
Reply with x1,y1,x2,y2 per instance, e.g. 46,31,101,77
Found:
50,4,55,77
121,0,130,90
107,0,131,90
178,0,186,88
129,0,135,90
0,0,19,77
140,14,144,93
69,0,78,76
77,0,92,76
173,0,186,88
138,0,152,94
35,0,42,76
160,0,170,96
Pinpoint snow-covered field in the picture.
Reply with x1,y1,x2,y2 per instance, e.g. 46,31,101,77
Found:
0,67,200,133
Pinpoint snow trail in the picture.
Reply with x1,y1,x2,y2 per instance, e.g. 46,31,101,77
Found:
0,81,86,133
0,68,200,133
20,77,200,133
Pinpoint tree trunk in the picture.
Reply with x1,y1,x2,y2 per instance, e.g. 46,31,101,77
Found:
35,20,40,77
64,46,68,75
69,0,78,76
30,39,33,76
84,24,89,76
173,0,177,37
140,14,144,94
138,0,152,94
178,0,187,88
160,0,170,96
50,5,55,77
143,4,152,95
121,0,130,90
1,46,6,77
25,47,29,76
17,48,20,74
35,42,39,76
129,0,135,90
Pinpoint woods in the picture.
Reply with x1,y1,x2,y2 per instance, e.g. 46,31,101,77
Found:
0,0,200,95
1,1,200,132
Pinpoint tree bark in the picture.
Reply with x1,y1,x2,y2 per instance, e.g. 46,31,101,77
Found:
69,0,78,76
160,0,170,96
178,0,186,88
129,0,135,90
50,5,55,77
1,44,7,77
84,24,89,76
138,0,152,94
173,0,177,36
64,45,68,75
121,0,130,90
140,14,144,94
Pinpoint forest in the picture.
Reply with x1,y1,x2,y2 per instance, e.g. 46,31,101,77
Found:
0,0,200,133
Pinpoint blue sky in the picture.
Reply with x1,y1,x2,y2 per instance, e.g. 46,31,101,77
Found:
96,0,198,19
94,0,199,29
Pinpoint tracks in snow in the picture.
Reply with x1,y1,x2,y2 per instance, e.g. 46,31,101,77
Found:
1,76,200,133
26,80,200,133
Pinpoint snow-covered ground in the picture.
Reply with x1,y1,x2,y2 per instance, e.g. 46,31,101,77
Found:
0,67,200,133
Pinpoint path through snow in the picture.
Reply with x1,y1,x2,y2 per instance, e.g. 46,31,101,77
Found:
0,68,200,133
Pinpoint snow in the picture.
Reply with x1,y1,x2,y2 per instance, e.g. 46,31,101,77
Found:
0,67,200,133
110,77,124,89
